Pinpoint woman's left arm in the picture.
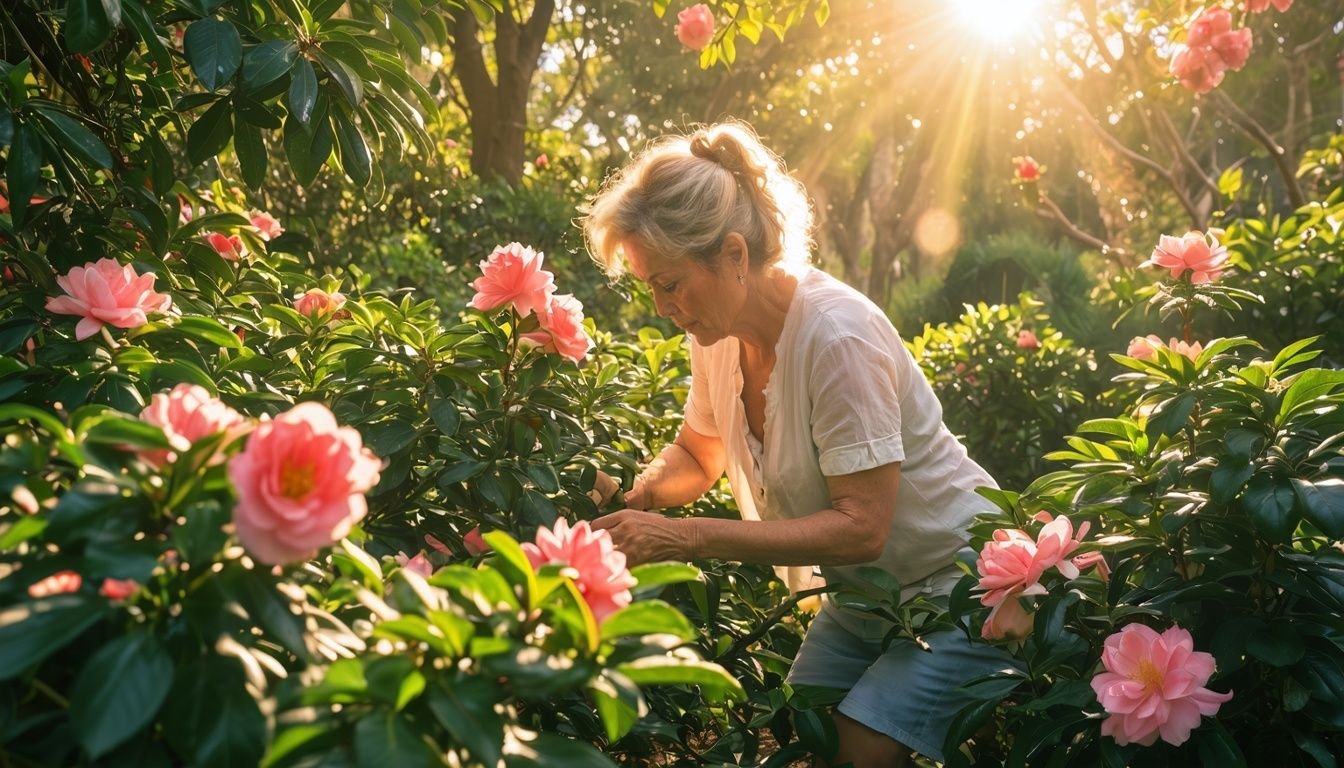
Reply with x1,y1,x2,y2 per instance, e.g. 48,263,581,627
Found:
594,462,899,567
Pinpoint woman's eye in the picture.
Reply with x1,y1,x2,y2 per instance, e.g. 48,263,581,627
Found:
660,283,677,293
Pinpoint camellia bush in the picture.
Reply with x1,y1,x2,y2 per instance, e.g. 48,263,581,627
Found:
937,180,1344,765
908,293,1111,491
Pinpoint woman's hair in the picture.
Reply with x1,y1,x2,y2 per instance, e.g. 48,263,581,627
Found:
581,120,814,279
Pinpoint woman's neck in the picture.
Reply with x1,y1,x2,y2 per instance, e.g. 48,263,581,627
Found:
732,268,798,357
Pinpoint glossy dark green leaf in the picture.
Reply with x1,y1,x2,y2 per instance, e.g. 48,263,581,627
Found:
438,460,488,486
241,41,297,90
354,712,431,768
1145,391,1196,441
504,733,614,768
429,397,460,435
331,110,371,187
7,122,43,227
1210,459,1254,506
426,679,505,766
184,18,242,91
0,596,106,680
600,600,696,641
30,106,113,169
186,99,233,165
65,0,120,52
83,413,172,449
1194,720,1247,767
616,656,743,702
1293,478,1344,539
235,121,267,189
121,0,170,70
171,316,245,349
287,58,318,125
313,50,362,107
1246,621,1305,667
282,111,331,186
69,633,173,758
587,671,644,743
162,655,266,768
1240,473,1298,543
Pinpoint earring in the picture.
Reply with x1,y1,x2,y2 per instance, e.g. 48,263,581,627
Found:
736,273,745,285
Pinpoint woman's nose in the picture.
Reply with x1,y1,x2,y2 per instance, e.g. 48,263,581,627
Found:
652,292,673,318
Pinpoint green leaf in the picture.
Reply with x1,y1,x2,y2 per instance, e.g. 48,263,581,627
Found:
241,41,297,90
1240,474,1298,543
429,397,461,435
185,18,243,91
339,538,385,591
1246,622,1305,667
482,531,536,608
438,460,487,486
1277,368,1344,427
616,656,743,702
1195,720,1247,767
1210,459,1254,506
600,600,696,641
7,123,43,227
83,413,172,449
162,655,266,768
426,679,504,766
69,633,174,758
1217,166,1243,199
30,106,113,169
65,0,120,53
0,596,107,681
588,671,645,743
235,121,267,189
282,112,326,186
629,562,702,594
1145,391,1196,441
1293,478,1344,539
504,733,615,768
287,58,319,126
331,110,371,187
313,50,362,107
187,99,233,165
354,712,431,768
170,316,245,349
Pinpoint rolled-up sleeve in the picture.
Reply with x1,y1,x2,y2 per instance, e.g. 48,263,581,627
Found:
809,336,904,475
683,340,718,437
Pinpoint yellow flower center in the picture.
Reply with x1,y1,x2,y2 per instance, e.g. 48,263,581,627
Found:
279,463,316,499
1134,658,1165,693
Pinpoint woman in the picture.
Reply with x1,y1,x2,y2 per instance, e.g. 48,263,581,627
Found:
583,121,1005,768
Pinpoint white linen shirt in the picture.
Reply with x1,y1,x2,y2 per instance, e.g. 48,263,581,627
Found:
683,267,997,600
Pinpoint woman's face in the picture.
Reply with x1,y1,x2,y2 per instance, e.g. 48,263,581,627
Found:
624,240,740,345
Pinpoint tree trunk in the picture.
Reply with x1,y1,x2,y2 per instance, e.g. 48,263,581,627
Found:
450,0,556,184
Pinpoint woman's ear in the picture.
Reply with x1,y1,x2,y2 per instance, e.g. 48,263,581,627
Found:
720,232,750,273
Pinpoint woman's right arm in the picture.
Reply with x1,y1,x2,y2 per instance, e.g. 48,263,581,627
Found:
624,423,725,510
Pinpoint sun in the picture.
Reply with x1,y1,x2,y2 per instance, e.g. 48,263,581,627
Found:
952,0,1043,43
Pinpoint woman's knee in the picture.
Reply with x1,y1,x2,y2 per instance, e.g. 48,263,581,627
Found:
829,712,911,768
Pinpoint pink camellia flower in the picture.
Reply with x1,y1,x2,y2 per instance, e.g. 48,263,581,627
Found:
982,589,1036,641
1246,0,1292,12
463,526,490,556
521,293,593,363
468,242,556,318
1033,514,1090,579
1013,156,1041,183
228,402,381,565
1210,26,1252,70
1169,337,1204,362
45,257,173,341
178,196,194,224
675,4,716,51
139,383,248,467
1127,334,1164,361
395,551,433,578
28,571,82,598
1144,231,1229,284
204,232,246,261
1187,7,1233,48
99,577,139,600
1169,45,1226,94
535,153,549,169
294,288,347,319
1016,330,1040,350
1091,623,1233,746
443,137,459,149
250,211,284,241
425,533,452,555
522,518,636,622
1073,551,1111,582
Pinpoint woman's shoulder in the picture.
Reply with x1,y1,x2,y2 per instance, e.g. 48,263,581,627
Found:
794,269,902,349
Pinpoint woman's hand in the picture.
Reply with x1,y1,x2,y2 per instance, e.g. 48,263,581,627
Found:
587,470,623,508
592,509,690,567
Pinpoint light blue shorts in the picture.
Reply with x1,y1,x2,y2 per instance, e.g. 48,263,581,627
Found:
785,600,1019,763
